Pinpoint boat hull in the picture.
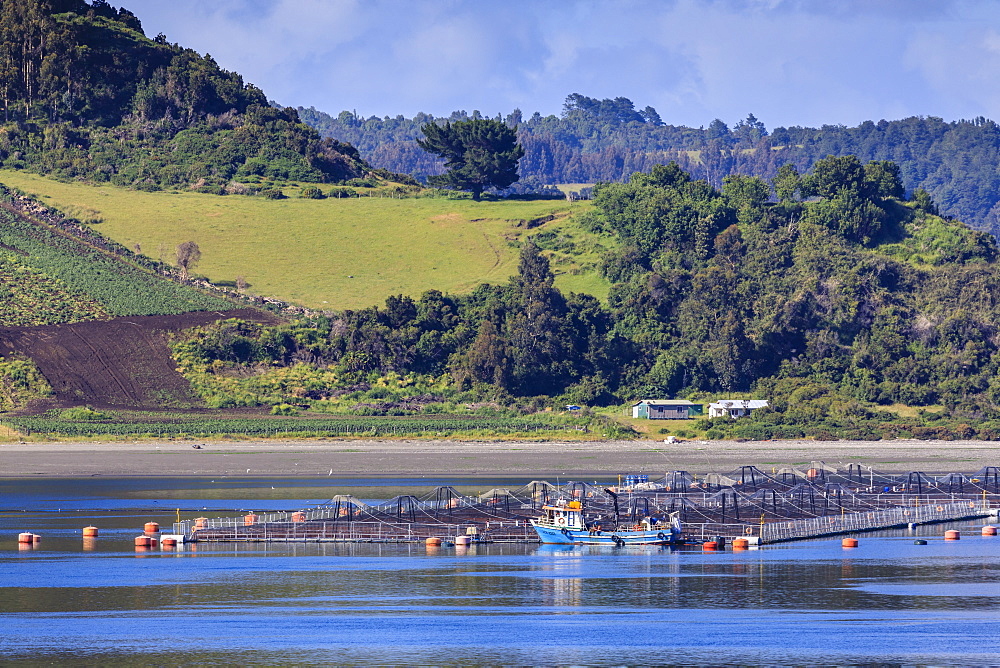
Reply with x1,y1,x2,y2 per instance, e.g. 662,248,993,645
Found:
533,523,678,545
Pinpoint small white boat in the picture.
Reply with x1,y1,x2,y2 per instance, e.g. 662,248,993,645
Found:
530,498,681,545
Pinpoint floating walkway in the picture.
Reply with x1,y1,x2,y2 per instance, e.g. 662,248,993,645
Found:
757,500,993,543
172,465,1000,546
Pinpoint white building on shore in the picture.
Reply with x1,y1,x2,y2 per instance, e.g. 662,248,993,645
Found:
708,399,769,419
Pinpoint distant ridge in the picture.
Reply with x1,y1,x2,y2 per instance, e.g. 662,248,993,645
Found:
302,97,1000,235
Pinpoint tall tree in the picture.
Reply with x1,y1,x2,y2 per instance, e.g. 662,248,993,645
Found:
733,113,768,145
175,241,201,279
503,241,571,395
417,118,524,200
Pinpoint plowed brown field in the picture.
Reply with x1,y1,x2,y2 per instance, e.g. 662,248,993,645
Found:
0,309,278,410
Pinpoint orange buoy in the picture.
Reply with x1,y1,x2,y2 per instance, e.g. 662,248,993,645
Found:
17,532,33,544
82,526,99,537
161,538,177,548
31,534,41,544
732,538,750,549
944,530,961,540
982,525,997,536
702,541,718,550
134,535,152,547
244,514,258,526
842,538,859,548
291,512,306,523
425,537,442,546
807,468,818,479
144,522,160,534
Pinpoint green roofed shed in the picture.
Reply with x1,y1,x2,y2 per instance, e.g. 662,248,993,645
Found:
632,399,702,420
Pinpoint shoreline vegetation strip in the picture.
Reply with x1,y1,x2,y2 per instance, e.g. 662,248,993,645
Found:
0,416,563,437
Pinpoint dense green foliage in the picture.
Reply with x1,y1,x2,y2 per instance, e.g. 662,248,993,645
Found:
0,0,365,190
172,239,622,409
591,158,1000,410
169,157,1000,437
303,95,1000,234
690,384,1000,441
0,185,232,318
417,118,524,200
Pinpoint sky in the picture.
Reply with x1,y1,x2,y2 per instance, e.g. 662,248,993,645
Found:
125,0,1000,131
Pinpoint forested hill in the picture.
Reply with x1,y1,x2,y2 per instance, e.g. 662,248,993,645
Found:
0,0,365,191
171,157,1000,439
301,95,1000,235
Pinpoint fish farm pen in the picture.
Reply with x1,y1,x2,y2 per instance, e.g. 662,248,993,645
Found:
172,463,1000,546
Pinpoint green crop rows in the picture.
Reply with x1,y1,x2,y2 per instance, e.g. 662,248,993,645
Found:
3,416,557,437
0,203,232,318
0,255,110,325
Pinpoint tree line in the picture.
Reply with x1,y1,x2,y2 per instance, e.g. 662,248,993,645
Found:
302,95,1000,234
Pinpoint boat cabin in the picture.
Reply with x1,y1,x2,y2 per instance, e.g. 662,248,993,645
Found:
537,499,585,529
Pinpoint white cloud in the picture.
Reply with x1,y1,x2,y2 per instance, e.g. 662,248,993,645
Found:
125,0,1000,128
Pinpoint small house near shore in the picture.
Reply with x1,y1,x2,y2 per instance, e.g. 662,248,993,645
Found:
632,399,702,420
708,399,769,419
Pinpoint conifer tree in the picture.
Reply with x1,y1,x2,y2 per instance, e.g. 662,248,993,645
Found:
417,118,524,200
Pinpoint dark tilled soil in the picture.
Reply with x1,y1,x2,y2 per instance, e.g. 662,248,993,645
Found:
0,309,278,410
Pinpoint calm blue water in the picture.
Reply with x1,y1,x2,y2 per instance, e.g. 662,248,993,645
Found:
0,476,570,512
1,478,999,666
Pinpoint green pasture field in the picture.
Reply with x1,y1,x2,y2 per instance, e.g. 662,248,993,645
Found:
0,171,608,310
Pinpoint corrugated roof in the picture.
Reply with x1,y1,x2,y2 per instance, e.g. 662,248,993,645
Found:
633,399,697,406
709,399,769,409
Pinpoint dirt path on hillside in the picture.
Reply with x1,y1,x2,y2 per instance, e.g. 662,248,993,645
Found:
1,438,997,478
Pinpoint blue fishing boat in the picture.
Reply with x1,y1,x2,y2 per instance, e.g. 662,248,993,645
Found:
530,499,681,545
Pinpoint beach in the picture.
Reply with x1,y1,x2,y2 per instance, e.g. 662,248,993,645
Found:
1,438,998,477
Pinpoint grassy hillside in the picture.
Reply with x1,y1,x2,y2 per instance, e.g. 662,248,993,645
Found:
0,171,610,309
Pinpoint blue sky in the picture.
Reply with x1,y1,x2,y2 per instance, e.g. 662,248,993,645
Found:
126,0,1000,131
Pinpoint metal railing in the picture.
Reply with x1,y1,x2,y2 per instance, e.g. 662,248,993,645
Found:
757,500,992,543
174,518,537,543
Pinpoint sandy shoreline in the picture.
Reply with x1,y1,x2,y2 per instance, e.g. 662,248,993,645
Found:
1,438,998,478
